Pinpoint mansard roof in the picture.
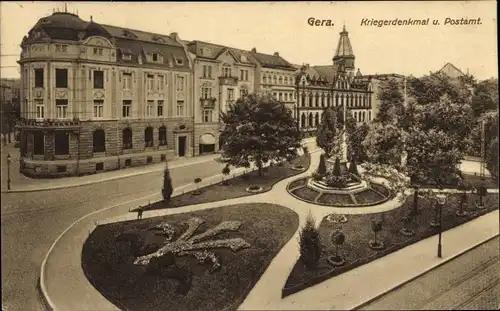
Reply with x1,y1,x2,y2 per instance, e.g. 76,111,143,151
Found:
22,12,190,70
247,51,296,71
186,40,254,65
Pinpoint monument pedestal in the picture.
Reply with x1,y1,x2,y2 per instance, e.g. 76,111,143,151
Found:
326,157,348,175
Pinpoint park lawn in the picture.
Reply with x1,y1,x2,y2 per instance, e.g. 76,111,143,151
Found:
82,203,299,311
283,192,499,297
136,154,310,211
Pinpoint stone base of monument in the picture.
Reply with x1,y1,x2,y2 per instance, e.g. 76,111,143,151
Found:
326,157,348,175
308,178,367,194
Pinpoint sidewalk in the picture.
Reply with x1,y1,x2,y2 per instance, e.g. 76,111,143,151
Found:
1,151,219,193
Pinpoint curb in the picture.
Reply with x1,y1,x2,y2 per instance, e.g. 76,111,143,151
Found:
351,232,500,310
3,156,217,194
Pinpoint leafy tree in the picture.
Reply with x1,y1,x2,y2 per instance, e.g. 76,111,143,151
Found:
407,71,472,106
375,78,406,125
348,122,369,163
470,78,498,118
299,212,323,270
219,93,301,177
221,165,231,185
317,154,327,175
162,164,173,202
363,122,406,167
316,107,341,158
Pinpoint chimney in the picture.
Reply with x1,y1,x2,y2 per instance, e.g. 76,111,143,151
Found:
251,47,256,53
90,15,93,22
273,52,279,57
170,32,178,41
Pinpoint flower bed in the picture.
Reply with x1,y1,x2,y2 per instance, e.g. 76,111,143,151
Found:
355,189,385,205
289,179,307,190
82,203,299,311
283,193,499,297
370,182,391,197
133,155,310,212
292,187,319,202
317,193,354,205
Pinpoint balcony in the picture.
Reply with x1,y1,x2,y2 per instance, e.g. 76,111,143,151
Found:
200,97,217,109
218,76,238,86
16,118,80,130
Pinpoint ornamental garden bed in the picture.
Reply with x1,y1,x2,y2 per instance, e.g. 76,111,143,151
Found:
82,203,299,311
283,193,499,297
133,154,310,212
355,189,386,205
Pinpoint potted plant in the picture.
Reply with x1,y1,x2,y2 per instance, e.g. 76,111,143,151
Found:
221,165,231,186
369,218,384,250
328,229,346,267
193,177,202,195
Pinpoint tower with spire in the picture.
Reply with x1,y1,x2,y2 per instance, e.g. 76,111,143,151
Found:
333,25,355,78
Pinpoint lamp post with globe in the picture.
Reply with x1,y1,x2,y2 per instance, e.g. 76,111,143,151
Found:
436,193,447,258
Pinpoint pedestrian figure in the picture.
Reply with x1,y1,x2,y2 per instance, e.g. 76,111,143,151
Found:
137,207,143,220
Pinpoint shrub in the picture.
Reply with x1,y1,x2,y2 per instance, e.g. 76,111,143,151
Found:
222,165,231,186
332,157,342,176
193,178,202,195
331,230,345,259
325,174,349,188
249,184,261,191
299,212,323,270
371,218,383,245
318,154,327,175
312,171,324,181
162,165,174,202
348,160,359,176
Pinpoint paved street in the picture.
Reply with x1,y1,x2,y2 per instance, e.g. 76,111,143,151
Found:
359,236,500,310
0,144,226,311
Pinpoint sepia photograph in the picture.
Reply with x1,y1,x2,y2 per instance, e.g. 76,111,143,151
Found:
1,1,498,310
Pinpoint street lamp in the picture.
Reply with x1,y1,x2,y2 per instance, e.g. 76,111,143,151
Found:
435,193,447,258
7,153,11,190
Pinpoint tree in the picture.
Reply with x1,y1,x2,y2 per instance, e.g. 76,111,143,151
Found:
363,121,406,167
317,154,327,175
375,78,406,125
484,111,499,180
219,93,301,177
299,212,322,270
470,78,498,118
348,122,369,163
407,71,472,106
316,107,341,158
162,164,173,202
456,179,471,216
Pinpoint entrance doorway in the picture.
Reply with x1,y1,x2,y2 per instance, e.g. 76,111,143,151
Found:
178,136,186,157
199,133,216,155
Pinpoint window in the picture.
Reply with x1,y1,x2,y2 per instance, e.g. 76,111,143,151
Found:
56,44,68,52
93,100,104,118
240,70,248,81
202,110,212,123
122,128,132,149
35,68,44,87
157,100,164,116
301,113,306,128
203,66,208,78
263,75,267,84
93,47,103,56
176,76,184,91
201,87,212,99
54,132,69,155
152,53,158,62
147,75,154,91
273,76,277,84
309,94,313,107
147,100,154,117
245,70,248,81
93,70,104,89
144,127,153,147
227,88,234,100
176,100,184,116
159,126,167,146
279,93,283,101
96,162,104,171
239,89,247,99
368,111,372,121
279,76,283,84
55,69,68,88
122,53,132,61
284,93,288,102
301,93,306,107
33,132,44,155
176,59,183,65
122,73,132,89
55,99,68,119
122,100,131,118
35,99,44,119
93,129,106,153
222,67,231,78
158,75,164,91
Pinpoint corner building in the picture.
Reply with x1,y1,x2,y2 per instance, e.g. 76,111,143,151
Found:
295,26,374,137
17,12,193,177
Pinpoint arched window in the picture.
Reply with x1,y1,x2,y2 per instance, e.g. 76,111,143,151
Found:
144,126,153,147
355,95,358,107
315,112,319,126
368,110,372,121
93,129,106,153
321,93,325,107
315,93,319,107
327,93,331,107
279,76,283,84
335,94,339,106
122,128,132,149
301,113,306,128
363,95,367,107
273,75,277,84
159,126,167,146
368,95,372,107
308,112,313,127
301,93,306,107
284,77,288,85
309,93,313,107
340,94,344,107
362,111,366,122
354,111,358,121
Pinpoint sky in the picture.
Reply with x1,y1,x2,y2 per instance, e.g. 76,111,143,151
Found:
1,1,497,80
